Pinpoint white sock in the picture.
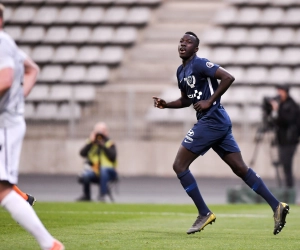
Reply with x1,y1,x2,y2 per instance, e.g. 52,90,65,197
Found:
1,190,54,250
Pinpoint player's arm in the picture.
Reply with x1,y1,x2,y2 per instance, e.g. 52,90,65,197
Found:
153,91,192,109
23,57,40,97
207,67,235,106
0,67,14,96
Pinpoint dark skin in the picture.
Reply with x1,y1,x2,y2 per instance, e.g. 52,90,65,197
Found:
153,34,248,178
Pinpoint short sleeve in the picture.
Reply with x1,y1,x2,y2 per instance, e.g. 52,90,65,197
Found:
0,39,14,70
194,59,219,78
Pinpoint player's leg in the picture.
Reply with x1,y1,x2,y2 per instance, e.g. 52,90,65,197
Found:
173,145,216,234
0,123,64,249
13,185,36,206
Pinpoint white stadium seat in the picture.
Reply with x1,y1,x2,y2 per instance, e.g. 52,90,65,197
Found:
260,8,285,25
103,7,128,24
24,103,35,120
11,6,36,24
284,8,300,25
244,106,262,124
57,104,81,121
44,27,69,44
62,66,87,83
99,46,124,65
271,28,295,45
74,85,96,102
209,47,235,65
67,27,91,44
235,47,258,65
49,85,72,101
248,28,272,45
56,7,82,24
4,7,13,22
224,106,242,124
271,0,297,6
244,67,269,85
76,46,101,64
224,67,245,84
26,85,50,102
281,48,300,65
201,27,225,45
224,28,248,45
33,7,59,24
31,46,55,63
126,7,150,25
52,46,78,63
81,7,105,24
39,65,64,82
251,87,277,104
237,8,261,25
113,27,137,44
268,67,293,84
5,26,22,41
291,68,300,85
19,46,32,57
258,47,282,65
115,0,137,4
214,7,238,25
35,103,58,120
90,27,114,43
86,66,109,84
22,27,45,43
196,47,211,59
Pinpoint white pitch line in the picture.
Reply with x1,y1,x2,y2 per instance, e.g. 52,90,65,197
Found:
36,210,270,218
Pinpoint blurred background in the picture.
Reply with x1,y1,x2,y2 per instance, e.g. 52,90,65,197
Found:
3,0,300,203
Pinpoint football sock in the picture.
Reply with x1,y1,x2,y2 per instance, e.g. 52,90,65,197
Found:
13,185,29,200
243,168,279,211
177,170,210,216
1,190,54,250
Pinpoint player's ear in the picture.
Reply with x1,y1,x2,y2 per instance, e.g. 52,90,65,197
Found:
194,46,199,53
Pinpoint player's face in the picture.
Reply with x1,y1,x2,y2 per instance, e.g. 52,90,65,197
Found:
178,34,198,60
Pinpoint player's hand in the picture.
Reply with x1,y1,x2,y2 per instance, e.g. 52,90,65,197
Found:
153,96,167,109
193,100,212,112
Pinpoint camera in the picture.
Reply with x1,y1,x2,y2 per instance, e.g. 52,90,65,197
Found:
95,133,104,142
261,96,280,131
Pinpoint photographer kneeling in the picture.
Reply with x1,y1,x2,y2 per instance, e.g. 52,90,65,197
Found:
77,122,118,202
270,85,299,188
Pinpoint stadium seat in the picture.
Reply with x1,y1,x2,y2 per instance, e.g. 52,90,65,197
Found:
62,65,86,83
113,27,137,45
201,27,225,45
33,7,59,25
224,28,248,45
35,103,58,120
4,26,22,41
45,0,69,3
246,0,270,5
52,46,78,63
260,8,285,25
281,48,300,65
138,0,162,5
283,8,300,25
57,103,81,121
81,7,105,24
244,106,262,124
294,28,300,45
74,85,96,102
209,47,235,65
76,46,101,64
236,7,261,25
56,7,82,24
268,67,293,84
223,105,242,124
90,26,114,43
68,27,92,44
99,46,124,65
10,6,36,24
19,45,32,57
251,87,277,104
223,86,254,104
126,7,150,25
22,26,45,44
24,103,35,120
271,0,298,7
235,47,258,65
291,68,300,85
4,6,13,23
289,87,300,102
247,28,272,45
39,65,64,82
214,7,238,25
31,46,54,63
103,7,128,24
44,27,69,44
224,67,245,84
115,0,137,5
244,67,269,85
86,66,109,84
90,0,114,4
48,85,72,101
271,28,295,45
26,85,50,102
258,47,282,65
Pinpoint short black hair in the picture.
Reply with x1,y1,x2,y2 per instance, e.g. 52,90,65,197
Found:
276,84,290,93
185,31,200,46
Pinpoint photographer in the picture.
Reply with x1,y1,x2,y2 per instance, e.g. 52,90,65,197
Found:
270,85,299,188
77,122,118,202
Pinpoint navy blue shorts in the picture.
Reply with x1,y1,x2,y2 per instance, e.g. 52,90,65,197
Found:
182,120,240,158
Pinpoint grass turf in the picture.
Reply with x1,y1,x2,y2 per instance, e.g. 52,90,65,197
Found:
0,203,299,250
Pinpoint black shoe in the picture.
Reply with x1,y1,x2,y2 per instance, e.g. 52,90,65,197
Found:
273,202,289,235
76,195,91,202
187,212,216,234
26,194,36,206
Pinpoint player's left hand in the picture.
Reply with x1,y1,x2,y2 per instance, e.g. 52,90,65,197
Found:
193,100,212,112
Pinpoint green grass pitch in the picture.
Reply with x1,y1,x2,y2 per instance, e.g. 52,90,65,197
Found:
0,203,299,250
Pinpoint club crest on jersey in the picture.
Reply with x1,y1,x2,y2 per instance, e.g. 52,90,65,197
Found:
185,75,196,88
206,62,214,68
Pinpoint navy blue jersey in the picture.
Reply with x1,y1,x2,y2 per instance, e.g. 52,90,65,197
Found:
177,55,231,125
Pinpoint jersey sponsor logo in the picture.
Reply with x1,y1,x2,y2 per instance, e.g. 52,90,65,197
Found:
185,75,196,88
187,129,194,136
206,62,214,68
188,89,202,99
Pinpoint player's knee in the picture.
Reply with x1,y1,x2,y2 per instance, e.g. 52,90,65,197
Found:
231,164,248,178
173,162,186,175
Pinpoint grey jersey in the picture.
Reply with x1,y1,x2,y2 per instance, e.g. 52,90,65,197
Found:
0,31,26,127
